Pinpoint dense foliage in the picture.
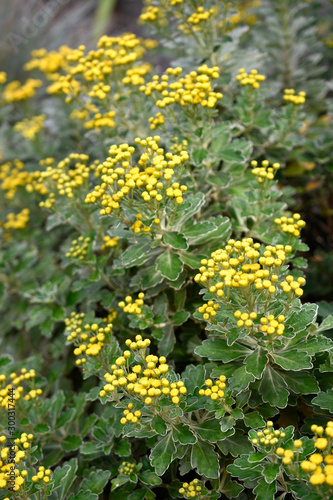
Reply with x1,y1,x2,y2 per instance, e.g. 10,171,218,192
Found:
0,1,333,499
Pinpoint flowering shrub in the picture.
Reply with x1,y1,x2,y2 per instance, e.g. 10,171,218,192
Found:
0,0,332,499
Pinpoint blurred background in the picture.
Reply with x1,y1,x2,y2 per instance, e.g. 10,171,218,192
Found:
0,0,143,80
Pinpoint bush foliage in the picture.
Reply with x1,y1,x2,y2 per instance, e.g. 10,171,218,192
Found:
0,1,333,499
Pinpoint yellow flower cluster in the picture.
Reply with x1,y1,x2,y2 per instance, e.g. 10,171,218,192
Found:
119,461,135,475
65,312,113,366
85,136,189,216
300,422,333,486
0,159,46,200
1,78,42,103
250,160,280,183
149,111,165,130
276,445,297,465
131,213,153,234
260,314,285,335
141,65,222,110
283,89,306,105
45,34,155,103
251,421,286,448
139,5,161,23
122,63,153,86
198,376,226,401
274,213,306,237
198,300,219,321
101,235,119,251
236,68,266,88
121,403,142,425
179,478,202,498
0,369,41,406
102,307,118,324
38,154,94,209
13,115,46,141
194,239,293,299
118,293,145,315
0,434,51,492
24,46,72,80
3,209,30,231
170,138,188,154
234,310,258,328
31,466,52,484
65,236,91,260
219,1,259,31
99,334,187,408
280,275,305,297
84,111,116,130
0,72,7,85
0,433,32,491
179,6,216,32
232,311,287,336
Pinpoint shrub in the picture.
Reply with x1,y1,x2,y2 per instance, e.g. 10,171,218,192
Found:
0,1,332,499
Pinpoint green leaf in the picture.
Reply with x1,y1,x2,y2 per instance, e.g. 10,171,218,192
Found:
131,265,164,290
217,146,245,162
69,492,98,500
244,412,265,429
182,364,205,395
271,350,312,371
292,257,308,268
138,471,162,486
174,288,186,311
245,347,267,378
259,365,289,408
277,370,319,394
115,439,131,456
220,417,236,432
151,415,167,435
52,458,78,500
317,315,333,332
80,469,111,494
150,432,176,476
163,231,188,250
128,490,147,500
311,390,333,412
207,172,231,187
191,440,219,478
286,303,318,333
34,423,51,434
253,109,273,128
180,252,206,269
191,419,225,443
182,220,217,244
174,193,206,226
262,463,280,484
0,355,12,368
62,435,82,452
56,408,76,429
172,310,190,326
221,478,244,498
111,475,130,491
156,250,183,281
158,324,175,357
248,452,267,463
217,429,253,457
253,477,277,500
227,463,263,482
172,423,196,444
115,241,152,269
228,365,255,392
80,442,103,458
192,148,208,165
195,338,251,362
